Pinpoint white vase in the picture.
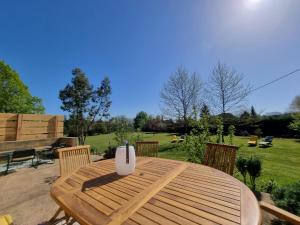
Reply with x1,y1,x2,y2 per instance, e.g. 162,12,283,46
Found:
115,145,136,175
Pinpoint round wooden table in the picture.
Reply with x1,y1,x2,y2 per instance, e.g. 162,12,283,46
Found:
51,157,261,225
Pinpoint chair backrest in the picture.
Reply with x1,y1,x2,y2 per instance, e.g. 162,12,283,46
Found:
265,136,273,142
203,143,238,175
12,149,35,158
249,135,258,141
135,141,159,157
58,145,91,177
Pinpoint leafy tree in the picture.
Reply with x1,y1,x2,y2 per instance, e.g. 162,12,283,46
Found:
160,66,202,131
289,113,300,133
290,95,300,112
134,111,148,130
200,103,210,118
59,68,112,144
0,60,45,113
240,111,251,121
144,115,168,132
250,106,257,118
289,96,300,134
239,111,252,129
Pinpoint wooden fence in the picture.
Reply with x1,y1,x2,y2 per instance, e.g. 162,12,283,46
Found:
0,113,64,142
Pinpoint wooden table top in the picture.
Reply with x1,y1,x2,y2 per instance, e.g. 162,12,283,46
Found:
50,157,261,225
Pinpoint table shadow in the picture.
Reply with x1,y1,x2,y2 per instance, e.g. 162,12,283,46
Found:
81,172,124,191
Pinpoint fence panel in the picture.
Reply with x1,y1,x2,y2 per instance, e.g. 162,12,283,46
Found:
0,113,64,141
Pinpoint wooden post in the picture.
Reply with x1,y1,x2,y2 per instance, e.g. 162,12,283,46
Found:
53,115,59,137
16,114,23,141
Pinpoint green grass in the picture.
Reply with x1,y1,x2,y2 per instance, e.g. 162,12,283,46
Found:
86,132,300,187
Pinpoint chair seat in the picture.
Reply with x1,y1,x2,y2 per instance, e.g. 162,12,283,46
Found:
11,156,35,162
0,215,13,225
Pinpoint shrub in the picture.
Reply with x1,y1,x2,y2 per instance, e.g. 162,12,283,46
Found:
215,117,223,143
130,132,144,145
247,156,262,191
261,178,278,194
180,134,206,164
271,181,300,216
90,146,99,154
236,156,248,184
103,145,117,159
228,125,235,145
113,116,132,145
180,115,210,163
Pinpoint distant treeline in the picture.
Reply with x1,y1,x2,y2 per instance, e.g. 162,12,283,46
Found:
64,112,299,138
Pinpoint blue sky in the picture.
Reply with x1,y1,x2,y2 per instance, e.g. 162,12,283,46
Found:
1,0,300,118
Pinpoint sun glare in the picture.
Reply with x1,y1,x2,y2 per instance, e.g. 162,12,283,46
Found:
244,0,262,10
249,0,261,3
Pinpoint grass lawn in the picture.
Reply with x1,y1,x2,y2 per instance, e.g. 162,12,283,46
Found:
86,132,300,187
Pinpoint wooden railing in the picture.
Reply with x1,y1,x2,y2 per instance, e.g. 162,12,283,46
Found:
0,113,64,141
260,201,300,225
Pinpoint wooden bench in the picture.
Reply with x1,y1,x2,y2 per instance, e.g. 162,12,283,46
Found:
0,137,77,174
6,149,37,173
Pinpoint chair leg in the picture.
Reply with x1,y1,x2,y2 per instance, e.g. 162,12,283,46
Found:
49,207,63,223
6,154,11,174
66,218,76,225
65,211,71,223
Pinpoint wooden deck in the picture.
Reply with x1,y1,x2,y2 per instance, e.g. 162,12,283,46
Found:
51,157,261,225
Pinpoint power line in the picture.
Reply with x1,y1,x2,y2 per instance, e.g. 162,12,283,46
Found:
250,68,300,93
226,68,300,111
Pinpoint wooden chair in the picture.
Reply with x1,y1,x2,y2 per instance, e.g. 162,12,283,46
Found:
135,141,159,157
260,201,300,225
58,145,91,177
203,143,238,175
0,214,13,225
171,135,178,143
49,145,91,224
248,135,258,146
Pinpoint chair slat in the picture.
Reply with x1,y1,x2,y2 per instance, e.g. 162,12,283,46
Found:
204,143,238,175
135,141,159,157
58,145,91,177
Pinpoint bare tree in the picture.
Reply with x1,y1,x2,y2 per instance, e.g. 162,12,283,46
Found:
290,95,300,112
160,66,202,130
207,62,251,116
